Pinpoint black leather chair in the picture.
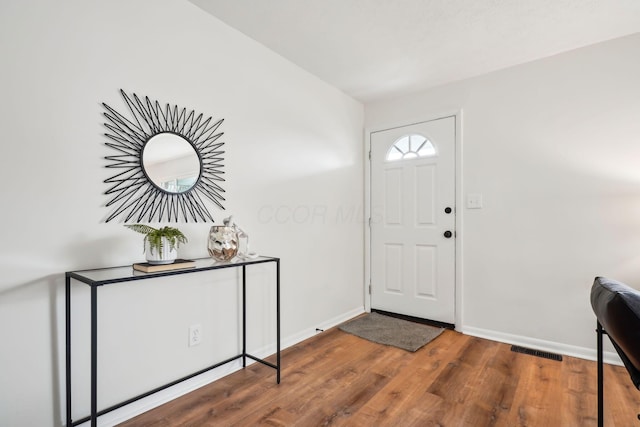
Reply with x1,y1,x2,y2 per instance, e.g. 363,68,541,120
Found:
590,276,640,426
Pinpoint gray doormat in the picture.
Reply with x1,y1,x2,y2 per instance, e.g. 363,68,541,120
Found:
339,312,444,352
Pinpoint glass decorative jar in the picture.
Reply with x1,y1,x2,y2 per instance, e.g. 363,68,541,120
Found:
208,225,238,262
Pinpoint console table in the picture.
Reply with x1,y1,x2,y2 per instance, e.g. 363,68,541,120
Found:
65,256,280,427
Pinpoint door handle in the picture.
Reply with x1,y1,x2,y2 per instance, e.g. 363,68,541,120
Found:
444,207,452,214
444,230,453,238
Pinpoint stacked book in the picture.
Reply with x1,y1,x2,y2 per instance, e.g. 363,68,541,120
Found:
132,259,196,273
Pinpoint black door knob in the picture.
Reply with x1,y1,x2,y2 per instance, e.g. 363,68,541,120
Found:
444,207,452,214
444,230,453,238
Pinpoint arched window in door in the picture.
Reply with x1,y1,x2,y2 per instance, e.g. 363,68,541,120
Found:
386,134,436,161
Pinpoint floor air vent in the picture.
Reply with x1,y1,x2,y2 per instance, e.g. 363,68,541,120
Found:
511,345,563,361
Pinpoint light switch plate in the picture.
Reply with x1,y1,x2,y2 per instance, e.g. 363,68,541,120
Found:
467,193,483,209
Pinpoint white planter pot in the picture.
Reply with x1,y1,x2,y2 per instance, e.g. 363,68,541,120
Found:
145,238,178,265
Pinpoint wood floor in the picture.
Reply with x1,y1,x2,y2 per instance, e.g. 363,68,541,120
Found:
118,326,640,426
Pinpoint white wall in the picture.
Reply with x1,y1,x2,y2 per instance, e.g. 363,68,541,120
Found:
366,33,640,358
0,1,364,426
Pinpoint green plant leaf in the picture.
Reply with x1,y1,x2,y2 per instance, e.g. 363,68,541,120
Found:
125,224,188,254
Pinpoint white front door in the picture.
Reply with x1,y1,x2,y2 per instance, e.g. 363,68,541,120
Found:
370,116,456,324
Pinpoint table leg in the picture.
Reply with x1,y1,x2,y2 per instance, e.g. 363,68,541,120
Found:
66,275,72,427
91,285,98,427
597,321,603,427
242,265,246,368
276,259,280,384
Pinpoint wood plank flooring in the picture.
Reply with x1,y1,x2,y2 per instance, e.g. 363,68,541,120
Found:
118,326,640,426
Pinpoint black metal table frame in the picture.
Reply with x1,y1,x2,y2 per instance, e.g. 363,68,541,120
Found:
65,256,280,427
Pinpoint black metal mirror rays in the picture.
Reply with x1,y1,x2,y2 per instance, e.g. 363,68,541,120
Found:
102,90,226,222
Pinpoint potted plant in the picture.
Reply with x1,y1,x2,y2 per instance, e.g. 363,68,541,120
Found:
125,224,188,265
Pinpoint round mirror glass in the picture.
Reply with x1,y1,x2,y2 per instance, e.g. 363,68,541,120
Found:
142,133,201,193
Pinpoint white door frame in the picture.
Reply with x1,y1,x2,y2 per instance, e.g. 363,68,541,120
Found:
364,110,464,330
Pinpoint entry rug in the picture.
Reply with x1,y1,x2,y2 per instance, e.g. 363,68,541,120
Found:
339,312,444,352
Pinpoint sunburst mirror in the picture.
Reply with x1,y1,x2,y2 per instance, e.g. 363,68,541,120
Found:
102,89,226,222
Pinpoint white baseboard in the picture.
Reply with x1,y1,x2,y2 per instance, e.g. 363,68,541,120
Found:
461,325,623,366
283,306,365,349
82,306,364,427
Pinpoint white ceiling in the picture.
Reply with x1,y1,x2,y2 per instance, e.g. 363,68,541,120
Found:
190,0,640,103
